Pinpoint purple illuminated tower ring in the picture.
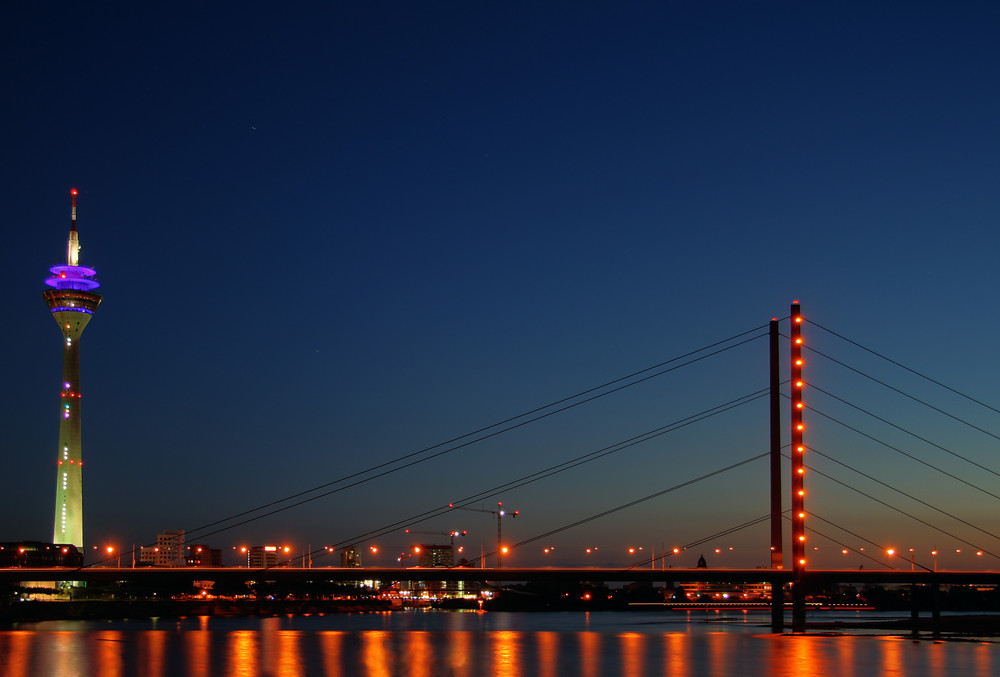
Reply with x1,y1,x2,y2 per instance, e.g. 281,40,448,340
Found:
41,189,102,549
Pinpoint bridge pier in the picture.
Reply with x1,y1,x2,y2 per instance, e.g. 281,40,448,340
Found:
791,581,806,632
770,579,783,632
931,582,941,639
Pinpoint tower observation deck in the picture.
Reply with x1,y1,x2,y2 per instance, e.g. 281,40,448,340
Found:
41,189,102,549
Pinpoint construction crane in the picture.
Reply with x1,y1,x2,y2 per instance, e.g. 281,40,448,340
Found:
449,501,519,568
403,529,467,552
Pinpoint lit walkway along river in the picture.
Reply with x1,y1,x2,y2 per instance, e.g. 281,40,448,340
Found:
1,611,997,676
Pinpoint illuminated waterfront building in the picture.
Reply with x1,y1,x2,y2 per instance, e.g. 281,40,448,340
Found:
139,530,187,566
341,545,363,567
246,545,292,568
42,190,102,549
0,542,84,568
417,544,454,568
186,544,223,567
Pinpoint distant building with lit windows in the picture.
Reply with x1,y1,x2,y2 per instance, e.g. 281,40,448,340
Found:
246,545,292,568
140,530,186,566
186,544,222,567
0,541,84,567
341,546,363,567
416,544,453,568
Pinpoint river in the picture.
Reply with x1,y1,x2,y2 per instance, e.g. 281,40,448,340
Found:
0,610,996,676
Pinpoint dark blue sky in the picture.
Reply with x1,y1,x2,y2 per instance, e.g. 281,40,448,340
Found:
3,2,1000,568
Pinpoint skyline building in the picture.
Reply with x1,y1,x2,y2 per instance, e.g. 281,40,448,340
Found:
140,530,186,567
42,189,102,549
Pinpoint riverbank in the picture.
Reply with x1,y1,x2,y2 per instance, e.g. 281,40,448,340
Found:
1,598,393,622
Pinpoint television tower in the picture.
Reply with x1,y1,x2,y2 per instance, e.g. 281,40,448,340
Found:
41,189,102,548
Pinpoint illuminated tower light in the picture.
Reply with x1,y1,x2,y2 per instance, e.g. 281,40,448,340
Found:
41,189,102,550
790,301,806,581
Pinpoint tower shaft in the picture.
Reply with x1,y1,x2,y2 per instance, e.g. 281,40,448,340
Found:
43,190,101,550
54,328,86,546
45,297,100,550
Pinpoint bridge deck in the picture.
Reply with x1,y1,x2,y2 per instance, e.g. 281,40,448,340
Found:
4,567,1000,586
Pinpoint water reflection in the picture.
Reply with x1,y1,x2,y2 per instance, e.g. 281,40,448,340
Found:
228,630,258,677
1,632,34,677
492,630,521,675
1,614,998,676
319,631,344,677
274,630,302,676
536,631,559,677
973,642,995,675
94,630,124,677
361,630,393,677
406,631,432,677
184,624,210,677
578,630,601,677
619,632,645,676
779,634,825,677
46,631,87,676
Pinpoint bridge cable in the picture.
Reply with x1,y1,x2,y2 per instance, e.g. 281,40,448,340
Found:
92,325,768,569
808,382,1000,479
176,325,769,545
785,452,999,561
805,403,1000,503
805,345,1000,469
504,453,768,555
626,512,776,570
807,446,1000,543
167,385,771,570
794,512,900,570
276,390,772,568
809,320,1000,418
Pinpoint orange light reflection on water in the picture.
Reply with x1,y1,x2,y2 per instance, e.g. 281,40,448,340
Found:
578,631,601,677
362,630,393,677
185,623,211,677
492,630,521,675
275,630,303,676
535,631,559,677
0,632,33,677
663,632,689,676
140,630,167,677
706,632,736,674
447,622,472,674
228,630,258,677
319,631,344,677
48,631,86,676
406,631,432,677
619,632,646,677
880,636,910,677
973,641,995,675
779,634,826,677
94,630,123,677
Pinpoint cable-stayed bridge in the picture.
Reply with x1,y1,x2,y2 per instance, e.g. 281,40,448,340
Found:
8,302,1000,632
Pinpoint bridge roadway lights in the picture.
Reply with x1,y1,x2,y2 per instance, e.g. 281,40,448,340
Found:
7,567,1000,589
